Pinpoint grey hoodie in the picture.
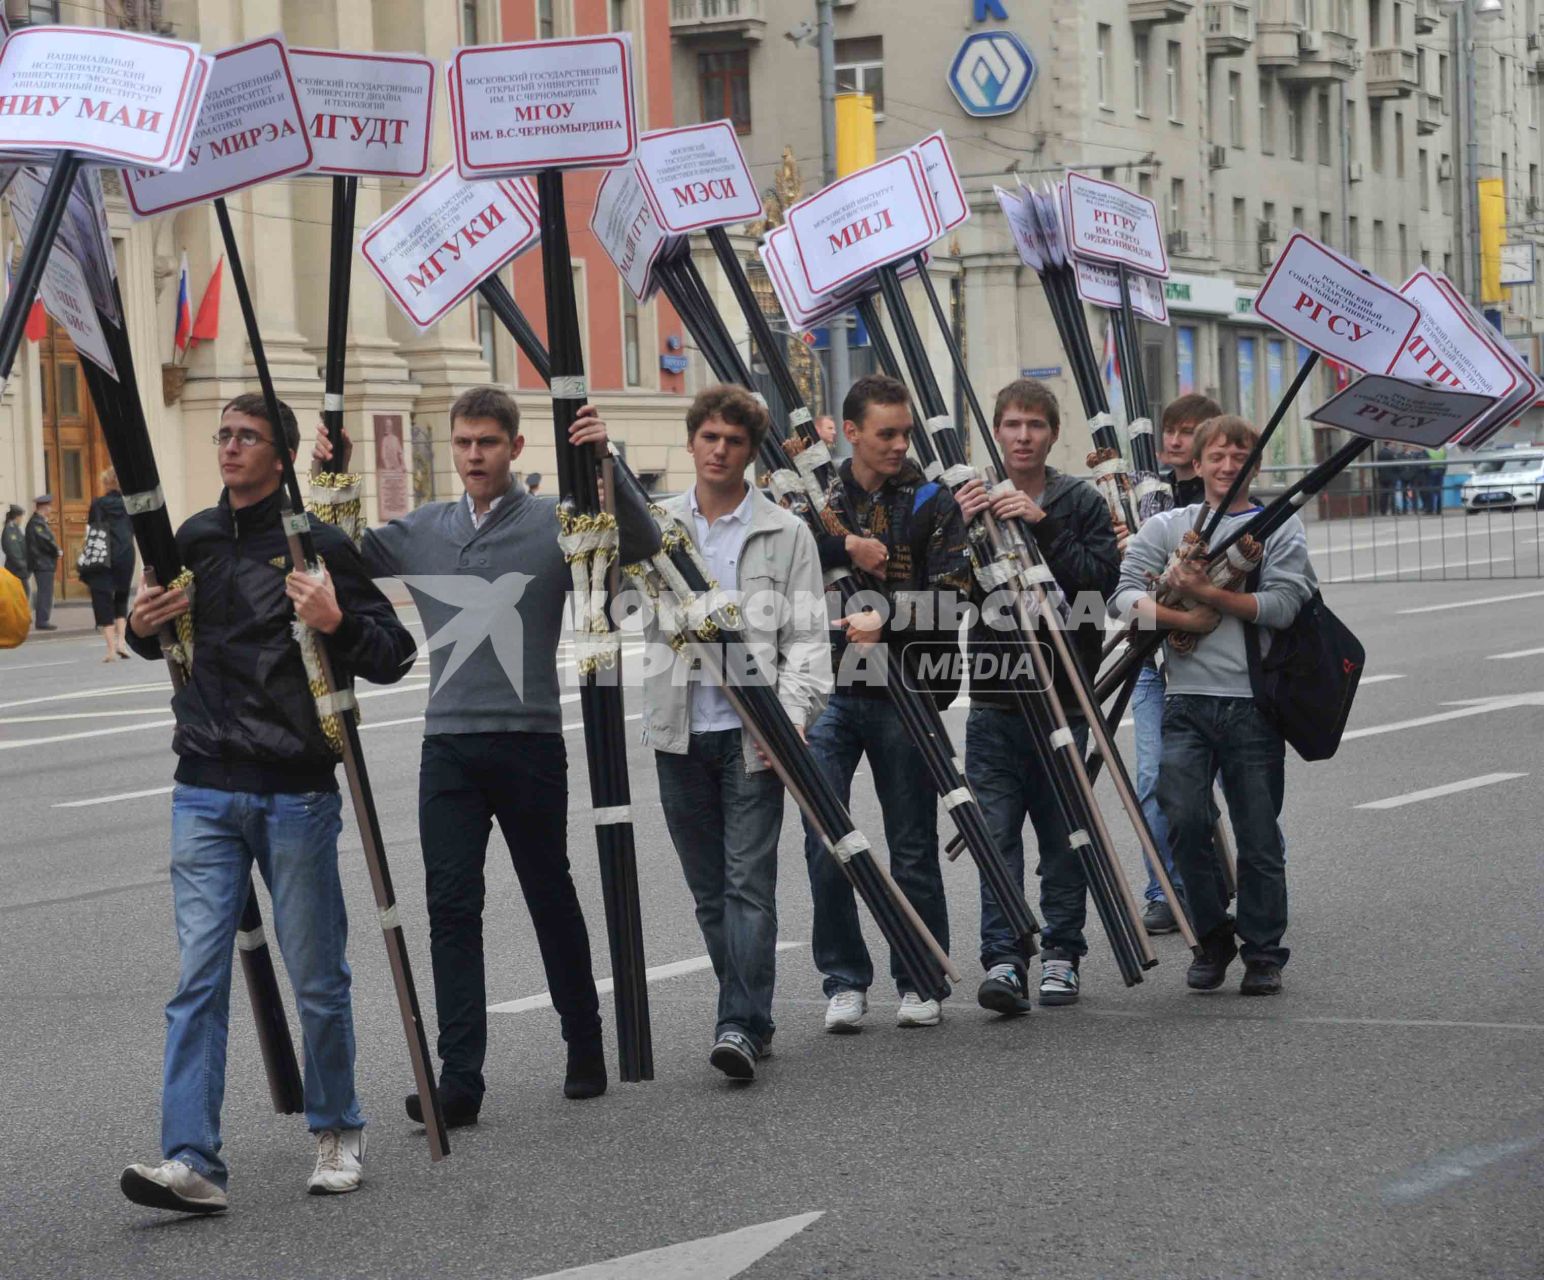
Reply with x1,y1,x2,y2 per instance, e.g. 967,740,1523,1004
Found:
360,484,659,735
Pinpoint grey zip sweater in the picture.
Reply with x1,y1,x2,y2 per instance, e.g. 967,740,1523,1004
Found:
1111,503,1316,699
360,484,659,735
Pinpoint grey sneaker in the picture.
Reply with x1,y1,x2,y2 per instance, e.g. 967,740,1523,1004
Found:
307,1128,365,1195
708,1031,758,1081
1142,899,1179,935
824,988,868,1033
1039,956,1081,1006
120,1159,228,1214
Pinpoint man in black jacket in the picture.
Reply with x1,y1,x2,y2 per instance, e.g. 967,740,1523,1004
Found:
25,495,61,629
956,379,1120,1012
119,393,416,1214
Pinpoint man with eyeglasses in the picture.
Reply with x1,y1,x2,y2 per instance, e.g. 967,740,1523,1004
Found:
120,393,416,1214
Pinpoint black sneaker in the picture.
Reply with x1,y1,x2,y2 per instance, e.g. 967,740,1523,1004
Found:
1240,961,1283,996
404,1089,480,1128
708,1031,758,1081
1186,929,1238,991
977,962,1033,1015
1142,899,1179,935
564,1036,608,1100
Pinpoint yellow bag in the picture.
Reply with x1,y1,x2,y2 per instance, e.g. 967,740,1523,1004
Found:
0,570,29,648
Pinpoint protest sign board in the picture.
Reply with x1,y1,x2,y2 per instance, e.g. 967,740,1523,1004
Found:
37,245,115,377
911,133,969,232
359,165,539,331
120,36,312,217
1063,171,1169,278
591,162,671,302
1073,259,1169,324
1394,269,1522,398
633,120,761,236
448,35,637,178
994,185,1042,270
1307,375,1496,447
1253,232,1419,374
291,48,435,178
0,25,206,169
784,153,939,297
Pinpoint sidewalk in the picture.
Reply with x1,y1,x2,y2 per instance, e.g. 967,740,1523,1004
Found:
21,599,100,641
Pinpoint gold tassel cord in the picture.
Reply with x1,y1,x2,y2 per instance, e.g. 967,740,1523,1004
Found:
307,472,364,544
558,509,622,677
287,556,360,756
166,568,196,680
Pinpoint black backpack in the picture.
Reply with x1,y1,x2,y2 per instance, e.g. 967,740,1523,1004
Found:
1242,576,1365,762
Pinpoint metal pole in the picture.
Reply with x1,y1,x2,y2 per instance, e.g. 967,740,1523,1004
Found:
1461,0,1483,305
817,0,851,416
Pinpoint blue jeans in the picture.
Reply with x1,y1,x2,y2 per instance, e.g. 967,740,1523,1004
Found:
966,706,1089,964
656,729,784,1053
1132,662,1183,904
1157,696,1289,967
163,785,361,1188
801,693,949,998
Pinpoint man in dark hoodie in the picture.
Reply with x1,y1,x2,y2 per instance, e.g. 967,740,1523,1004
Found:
800,373,973,1032
956,378,1120,1012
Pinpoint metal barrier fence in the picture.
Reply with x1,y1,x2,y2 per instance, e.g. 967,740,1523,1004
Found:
1259,456,1544,584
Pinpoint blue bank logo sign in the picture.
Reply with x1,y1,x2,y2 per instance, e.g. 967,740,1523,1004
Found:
948,30,1036,118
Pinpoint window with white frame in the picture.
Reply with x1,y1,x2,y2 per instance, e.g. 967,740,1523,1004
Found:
1133,33,1148,116
1166,41,1181,121
1097,25,1112,109
835,37,884,117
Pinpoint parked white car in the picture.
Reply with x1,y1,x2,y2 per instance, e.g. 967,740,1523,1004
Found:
1461,455,1544,512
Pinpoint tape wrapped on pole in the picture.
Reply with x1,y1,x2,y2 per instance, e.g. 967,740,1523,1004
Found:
941,464,976,488
379,904,400,931
594,805,632,826
314,689,358,717
792,441,832,476
925,414,954,438
282,512,310,536
942,787,973,811
769,469,802,500
788,406,813,429
123,486,165,516
830,830,870,864
1091,456,1128,479
1049,726,1076,750
923,460,944,481
236,926,267,952
552,375,588,399
324,393,345,412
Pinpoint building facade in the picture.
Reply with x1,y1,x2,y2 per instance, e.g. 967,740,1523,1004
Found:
669,0,1544,472
0,0,693,599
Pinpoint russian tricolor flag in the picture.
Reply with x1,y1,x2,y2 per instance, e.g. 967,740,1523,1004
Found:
173,251,192,353
6,242,47,343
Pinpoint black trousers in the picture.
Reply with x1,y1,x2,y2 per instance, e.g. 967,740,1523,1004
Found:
418,732,601,1100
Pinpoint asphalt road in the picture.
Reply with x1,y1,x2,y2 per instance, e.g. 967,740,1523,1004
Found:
0,578,1540,1280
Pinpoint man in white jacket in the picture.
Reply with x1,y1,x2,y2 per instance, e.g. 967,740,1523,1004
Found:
641,386,832,1081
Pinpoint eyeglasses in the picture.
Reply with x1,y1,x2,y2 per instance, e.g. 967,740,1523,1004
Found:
212,427,273,449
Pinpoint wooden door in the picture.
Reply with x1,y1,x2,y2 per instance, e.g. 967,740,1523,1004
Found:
39,323,111,599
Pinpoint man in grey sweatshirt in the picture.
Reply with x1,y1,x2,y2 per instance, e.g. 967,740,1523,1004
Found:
313,386,659,1124
1111,415,1315,997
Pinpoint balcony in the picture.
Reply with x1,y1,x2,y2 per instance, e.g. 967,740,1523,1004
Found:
1365,46,1419,98
1415,89,1444,134
1414,0,1441,35
1128,0,1195,24
1278,28,1357,83
669,0,766,42
1205,2,1254,56
1257,0,1307,67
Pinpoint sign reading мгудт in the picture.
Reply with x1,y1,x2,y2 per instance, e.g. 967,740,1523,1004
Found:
291,48,436,179
448,35,637,178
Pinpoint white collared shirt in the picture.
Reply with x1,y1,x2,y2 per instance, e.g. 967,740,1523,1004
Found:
465,482,515,531
687,482,754,732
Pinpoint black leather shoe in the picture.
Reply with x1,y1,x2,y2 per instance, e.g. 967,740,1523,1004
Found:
404,1090,480,1128
1240,962,1283,996
564,1038,607,1100
1186,929,1238,991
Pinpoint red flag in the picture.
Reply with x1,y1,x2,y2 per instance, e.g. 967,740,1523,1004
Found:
24,296,45,342
190,256,222,343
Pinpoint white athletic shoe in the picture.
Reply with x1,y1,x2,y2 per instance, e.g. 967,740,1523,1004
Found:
307,1128,366,1195
120,1159,228,1214
896,992,943,1027
1039,957,1081,1006
823,988,868,1033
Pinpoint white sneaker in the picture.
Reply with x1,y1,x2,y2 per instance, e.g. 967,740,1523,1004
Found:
823,988,868,1033
120,1159,228,1214
307,1128,366,1195
1039,957,1081,1006
896,992,943,1027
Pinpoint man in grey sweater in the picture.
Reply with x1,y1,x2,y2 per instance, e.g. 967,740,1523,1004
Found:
313,387,659,1124
1112,415,1315,997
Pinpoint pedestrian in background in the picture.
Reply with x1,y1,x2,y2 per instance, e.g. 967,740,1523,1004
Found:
525,472,542,496
87,468,137,661
26,495,61,630
2,504,27,589
1374,443,1398,516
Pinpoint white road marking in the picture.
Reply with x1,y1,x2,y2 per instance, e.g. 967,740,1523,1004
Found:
53,785,175,809
1325,553,1516,583
524,1212,824,1280
1355,772,1526,810
1357,673,1406,685
1382,1133,1544,1205
489,941,804,1014
0,658,80,672
1397,589,1544,616
2,708,195,725
1341,691,1544,741
0,682,172,711
1487,645,1544,661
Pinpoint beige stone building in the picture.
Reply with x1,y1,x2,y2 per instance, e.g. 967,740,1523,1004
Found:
669,0,1544,474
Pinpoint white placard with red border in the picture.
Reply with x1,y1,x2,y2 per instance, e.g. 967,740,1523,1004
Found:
1063,171,1169,278
785,153,940,298
39,247,115,378
1423,270,1542,444
634,120,760,236
591,163,671,302
911,133,968,232
1394,270,1521,399
359,165,539,331
448,35,637,178
0,25,206,169
1307,376,1496,448
120,36,313,218
291,48,435,178
1073,259,1169,325
761,224,923,330
1253,233,1419,374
